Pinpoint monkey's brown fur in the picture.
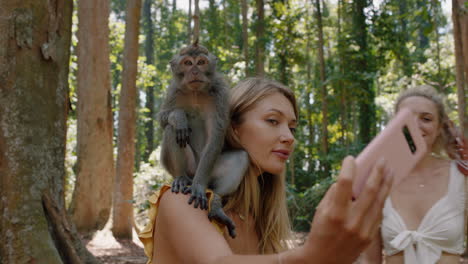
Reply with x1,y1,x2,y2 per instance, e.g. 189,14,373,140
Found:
158,43,248,238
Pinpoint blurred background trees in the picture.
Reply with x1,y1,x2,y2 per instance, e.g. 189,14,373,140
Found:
1,1,466,262
70,0,468,232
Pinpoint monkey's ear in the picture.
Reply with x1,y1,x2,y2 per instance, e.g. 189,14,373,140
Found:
208,53,218,70
169,57,179,73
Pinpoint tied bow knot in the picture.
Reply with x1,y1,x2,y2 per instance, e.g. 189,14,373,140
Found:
390,230,446,264
390,230,423,249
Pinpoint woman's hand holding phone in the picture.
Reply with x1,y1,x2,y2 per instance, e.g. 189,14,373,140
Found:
295,156,393,264
353,108,426,198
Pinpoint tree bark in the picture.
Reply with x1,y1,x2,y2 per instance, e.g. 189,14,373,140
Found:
193,0,200,43
453,0,468,137
188,0,192,43
112,0,142,239
0,1,98,263
337,0,348,148
305,2,315,171
354,0,376,144
314,0,330,177
241,0,249,77
70,0,115,233
255,0,265,76
143,0,155,161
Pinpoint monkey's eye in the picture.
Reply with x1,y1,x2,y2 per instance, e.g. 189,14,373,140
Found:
197,60,206,65
184,60,193,66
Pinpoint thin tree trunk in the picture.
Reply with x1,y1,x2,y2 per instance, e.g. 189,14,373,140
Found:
143,0,155,161
70,0,115,233
242,0,249,77
0,1,98,263
188,0,192,43
193,0,200,43
354,0,375,144
255,0,265,76
453,0,468,137
337,0,348,148
305,2,315,166
432,0,442,85
315,0,330,177
223,0,228,47
113,0,142,239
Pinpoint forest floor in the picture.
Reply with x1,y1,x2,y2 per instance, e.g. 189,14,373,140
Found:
83,228,147,264
83,229,468,264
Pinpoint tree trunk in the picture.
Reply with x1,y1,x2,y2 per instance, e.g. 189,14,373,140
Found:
452,0,468,136
314,0,330,177
432,0,442,85
305,2,315,164
453,0,468,137
416,0,430,62
241,0,249,77
337,0,348,148
398,0,412,77
255,0,265,76
188,0,192,43
70,0,115,233
112,0,142,239
0,1,99,263
354,0,376,144
223,0,228,47
193,0,200,43
143,0,155,161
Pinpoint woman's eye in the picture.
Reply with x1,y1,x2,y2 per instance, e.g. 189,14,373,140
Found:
267,119,278,125
289,127,297,134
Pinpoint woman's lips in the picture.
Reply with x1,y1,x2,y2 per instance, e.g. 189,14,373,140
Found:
272,150,290,159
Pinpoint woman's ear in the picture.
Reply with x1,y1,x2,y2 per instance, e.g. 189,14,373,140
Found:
231,123,239,137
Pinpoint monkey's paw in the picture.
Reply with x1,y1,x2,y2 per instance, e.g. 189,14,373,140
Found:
184,183,208,210
175,126,191,148
208,208,237,239
171,175,192,193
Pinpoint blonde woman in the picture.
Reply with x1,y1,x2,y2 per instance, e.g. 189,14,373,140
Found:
362,85,467,264
139,77,393,264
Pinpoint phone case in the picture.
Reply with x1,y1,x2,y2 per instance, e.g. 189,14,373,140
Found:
352,108,427,198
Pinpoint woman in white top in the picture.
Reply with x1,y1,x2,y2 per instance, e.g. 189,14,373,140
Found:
362,85,467,264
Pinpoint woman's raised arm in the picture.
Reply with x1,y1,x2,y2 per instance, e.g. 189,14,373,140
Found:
156,156,392,264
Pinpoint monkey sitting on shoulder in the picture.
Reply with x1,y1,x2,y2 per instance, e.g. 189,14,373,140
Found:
158,42,249,238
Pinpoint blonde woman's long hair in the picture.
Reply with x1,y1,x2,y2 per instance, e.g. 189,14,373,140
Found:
395,85,457,157
223,77,297,254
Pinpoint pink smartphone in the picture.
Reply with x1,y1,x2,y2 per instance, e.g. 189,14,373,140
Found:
352,108,427,198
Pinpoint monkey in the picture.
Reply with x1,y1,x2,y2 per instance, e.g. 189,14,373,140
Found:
157,42,249,238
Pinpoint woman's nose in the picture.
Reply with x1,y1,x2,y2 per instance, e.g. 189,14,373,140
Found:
280,127,295,144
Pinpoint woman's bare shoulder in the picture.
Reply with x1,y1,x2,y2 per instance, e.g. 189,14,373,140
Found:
156,190,233,263
158,190,210,219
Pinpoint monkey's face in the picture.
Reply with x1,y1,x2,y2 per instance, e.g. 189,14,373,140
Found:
178,55,212,92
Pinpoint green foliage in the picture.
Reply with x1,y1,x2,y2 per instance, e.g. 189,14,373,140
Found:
287,176,335,231
66,0,460,231
134,147,173,227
